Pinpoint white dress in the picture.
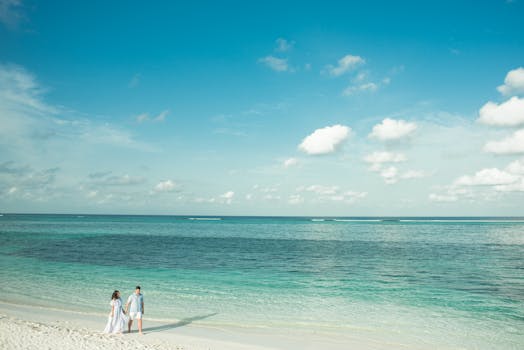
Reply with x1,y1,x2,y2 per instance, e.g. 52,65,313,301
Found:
103,298,127,333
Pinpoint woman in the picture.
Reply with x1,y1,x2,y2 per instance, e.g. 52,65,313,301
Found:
103,290,127,334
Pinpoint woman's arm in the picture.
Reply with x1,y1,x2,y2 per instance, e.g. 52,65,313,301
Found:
111,303,115,317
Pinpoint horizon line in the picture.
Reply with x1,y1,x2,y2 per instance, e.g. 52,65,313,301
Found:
1,212,524,219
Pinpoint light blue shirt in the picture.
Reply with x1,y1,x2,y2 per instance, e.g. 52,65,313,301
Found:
127,293,144,313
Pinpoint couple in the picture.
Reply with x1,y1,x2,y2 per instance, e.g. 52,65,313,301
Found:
103,285,145,334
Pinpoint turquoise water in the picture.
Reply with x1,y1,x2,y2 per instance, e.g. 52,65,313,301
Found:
1,214,523,348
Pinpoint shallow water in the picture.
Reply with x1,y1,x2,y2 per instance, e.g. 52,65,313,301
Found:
1,214,523,348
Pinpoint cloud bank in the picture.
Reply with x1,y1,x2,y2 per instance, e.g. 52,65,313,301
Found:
478,97,524,127
483,129,524,154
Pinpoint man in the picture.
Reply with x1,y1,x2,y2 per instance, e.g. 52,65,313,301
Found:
125,285,145,334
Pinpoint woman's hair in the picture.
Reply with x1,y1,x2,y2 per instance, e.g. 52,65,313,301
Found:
111,290,119,300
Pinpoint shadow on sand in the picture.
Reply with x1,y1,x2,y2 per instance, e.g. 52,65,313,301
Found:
139,313,218,334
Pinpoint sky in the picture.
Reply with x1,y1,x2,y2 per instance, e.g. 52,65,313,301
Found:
1,0,524,216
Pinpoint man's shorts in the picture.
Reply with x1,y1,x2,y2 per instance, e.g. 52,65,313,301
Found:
128,312,142,320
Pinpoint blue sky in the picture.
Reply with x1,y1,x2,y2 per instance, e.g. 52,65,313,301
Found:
1,0,524,215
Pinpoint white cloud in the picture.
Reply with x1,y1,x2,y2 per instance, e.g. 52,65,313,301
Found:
288,194,304,205
326,54,365,76
305,185,339,195
506,158,524,175
283,157,299,168
154,180,177,192
364,152,421,184
0,63,57,115
0,163,64,202
364,151,407,164
433,186,475,202
497,67,524,96
343,72,391,96
429,193,458,202
275,38,294,52
220,191,234,204
82,124,158,152
0,64,158,155
343,82,378,95
454,168,518,186
369,118,417,141
432,158,524,202
135,110,168,123
478,96,524,127
495,178,524,192
338,191,367,202
492,159,524,192
259,56,289,72
483,129,524,154
364,153,425,184
221,191,234,198
301,184,366,203
298,124,351,155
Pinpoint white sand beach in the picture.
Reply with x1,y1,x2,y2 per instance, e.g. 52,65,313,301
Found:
0,302,279,350
1,301,403,350
0,307,272,350
1,300,448,350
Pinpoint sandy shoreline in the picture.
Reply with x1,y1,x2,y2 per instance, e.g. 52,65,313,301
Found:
0,301,287,350
3,299,520,349
2,301,400,350
2,297,521,350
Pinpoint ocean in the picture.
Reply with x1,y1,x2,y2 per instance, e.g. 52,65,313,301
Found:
1,214,523,348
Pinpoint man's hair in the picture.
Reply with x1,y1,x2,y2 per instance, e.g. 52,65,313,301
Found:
135,286,141,290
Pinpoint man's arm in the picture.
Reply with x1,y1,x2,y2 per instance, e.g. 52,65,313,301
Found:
141,301,144,314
